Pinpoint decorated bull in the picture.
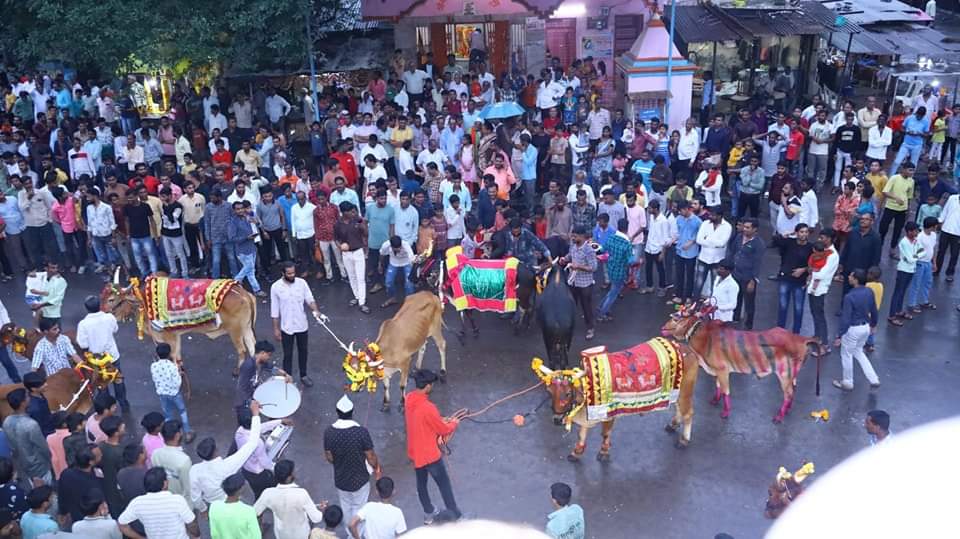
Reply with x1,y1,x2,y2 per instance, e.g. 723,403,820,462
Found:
531,337,699,462
536,261,576,370
660,300,818,423
344,292,447,412
100,270,257,375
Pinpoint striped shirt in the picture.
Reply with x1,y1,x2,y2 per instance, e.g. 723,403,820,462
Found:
117,491,195,539
31,335,75,376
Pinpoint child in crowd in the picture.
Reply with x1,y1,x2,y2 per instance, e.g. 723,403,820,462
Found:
907,217,939,314
864,266,883,353
593,212,614,288
430,206,449,255
930,109,947,161
532,205,547,239
786,122,805,178
417,215,434,254
916,193,943,225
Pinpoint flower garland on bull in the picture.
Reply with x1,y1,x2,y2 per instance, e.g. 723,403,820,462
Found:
530,357,585,430
78,351,121,386
1,326,28,356
342,343,385,392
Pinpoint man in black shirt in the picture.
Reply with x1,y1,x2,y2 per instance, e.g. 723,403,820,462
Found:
729,218,765,329
0,458,27,520
23,372,54,436
234,340,290,411
774,223,814,334
324,395,380,528
840,212,882,296
123,191,158,276
57,444,104,524
159,187,189,278
833,112,861,194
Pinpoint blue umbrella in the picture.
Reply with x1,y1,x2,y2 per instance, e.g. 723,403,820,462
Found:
478,101,525,120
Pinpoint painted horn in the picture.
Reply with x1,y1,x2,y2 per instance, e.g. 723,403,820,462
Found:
347,341,356,357
113,267,121,285
538,364,556,377
367,359,384,368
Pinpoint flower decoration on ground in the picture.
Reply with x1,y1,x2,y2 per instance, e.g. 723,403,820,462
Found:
343,343,385,392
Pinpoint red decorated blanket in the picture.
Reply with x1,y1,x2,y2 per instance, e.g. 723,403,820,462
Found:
580,338,683,421
144,277,236,331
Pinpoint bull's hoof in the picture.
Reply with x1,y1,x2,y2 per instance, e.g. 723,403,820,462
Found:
720,410,730,419
439,369,447,383
709,397,721,406
596,452,611,463
455,331,466,345
566,454,581,463
664,423,678,433
772,415,784,424
674,439,689,450
380,403,391,413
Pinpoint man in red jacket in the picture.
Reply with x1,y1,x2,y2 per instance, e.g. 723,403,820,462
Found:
330,139,359,189
404,369,464,524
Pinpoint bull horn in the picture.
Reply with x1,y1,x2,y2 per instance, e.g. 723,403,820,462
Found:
113,267,121,285
347,341,356,356
367,359,384,368
538,364,555,377
572,369,586,379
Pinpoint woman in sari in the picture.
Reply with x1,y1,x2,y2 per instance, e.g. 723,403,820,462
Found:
591,126,614,182
476,120,498,173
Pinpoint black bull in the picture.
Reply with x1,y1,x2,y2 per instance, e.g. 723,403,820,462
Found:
537,262,577,370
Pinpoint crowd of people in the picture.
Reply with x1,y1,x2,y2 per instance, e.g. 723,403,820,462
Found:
0,50,957,537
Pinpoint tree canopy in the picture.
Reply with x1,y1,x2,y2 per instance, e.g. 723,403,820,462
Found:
0,0,357,77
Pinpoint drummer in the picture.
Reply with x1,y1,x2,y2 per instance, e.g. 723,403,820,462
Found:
234,340,292,412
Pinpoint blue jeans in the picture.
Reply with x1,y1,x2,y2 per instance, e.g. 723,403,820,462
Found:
159,393,191,433
890,143,922,176
385,264,414,297
907,260,933,308
730,177,741,218
91,235,121,266
777,280,806,334
210,241,239,278
234,252,261,293
523,179,536,211
130,237,159,275
598,278,625,317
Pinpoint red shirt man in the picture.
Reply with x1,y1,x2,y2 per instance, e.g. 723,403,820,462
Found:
330,150,358,188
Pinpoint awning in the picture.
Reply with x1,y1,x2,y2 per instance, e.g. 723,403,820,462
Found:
667,1,858,44
828,23,960,57
819,0,931,25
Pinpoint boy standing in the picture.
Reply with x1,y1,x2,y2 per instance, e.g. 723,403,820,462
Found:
907,217,939,313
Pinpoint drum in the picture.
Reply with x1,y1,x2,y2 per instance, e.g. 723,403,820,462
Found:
253,378,302,418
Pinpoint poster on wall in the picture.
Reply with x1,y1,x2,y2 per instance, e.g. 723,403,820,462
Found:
454,24,481,60
579,30,614,80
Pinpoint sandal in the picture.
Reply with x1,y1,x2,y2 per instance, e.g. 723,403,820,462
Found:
380,298,397,308
888,316,904,326
910,306,923,314
900,312,914,320
922,303,937,310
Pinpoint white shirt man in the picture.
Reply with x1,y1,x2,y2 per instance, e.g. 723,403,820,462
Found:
940,193,960,237
913,91,940,122
712,269,740,322
566,175,596,206
190,415,261,511
678,126,700,162
867,124,892,161
800,186,819,228
207,111,228,134
118,489,196,539
644,210,672,255
290,200,317,240
585,107,611,140
229,99,254,129
254,482,325,539
68,146,97,180
76,310,120,361
363,163,388,191
536,79,565,110
806,245,839,297
401,69,430,95
265,94,292,124
696,217,732,265
360,143,389,165
353,500,407,539
415,147,448,171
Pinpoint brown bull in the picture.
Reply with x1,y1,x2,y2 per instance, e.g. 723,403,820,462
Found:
535,338,699,462
0,369,94,421
660,302,818,423
356,292,447,412
100,274,257,372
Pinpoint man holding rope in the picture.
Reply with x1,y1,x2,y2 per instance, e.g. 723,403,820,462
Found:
404,369,466,525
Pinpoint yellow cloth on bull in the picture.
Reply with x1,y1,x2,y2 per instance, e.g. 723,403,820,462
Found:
581,337,683,421
144,276,236,331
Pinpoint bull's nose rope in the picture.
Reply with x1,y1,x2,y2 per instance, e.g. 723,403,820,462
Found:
446,380,545,421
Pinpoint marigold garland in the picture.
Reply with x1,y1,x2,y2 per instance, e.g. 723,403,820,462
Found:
343,343,385,392
80,351,120,385
530,358,585,430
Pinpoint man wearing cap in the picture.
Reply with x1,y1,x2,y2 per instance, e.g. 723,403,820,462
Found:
324,395,380,528
404,369,464,524
711,260,740,323
234,340,291,412
77,295,129,411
